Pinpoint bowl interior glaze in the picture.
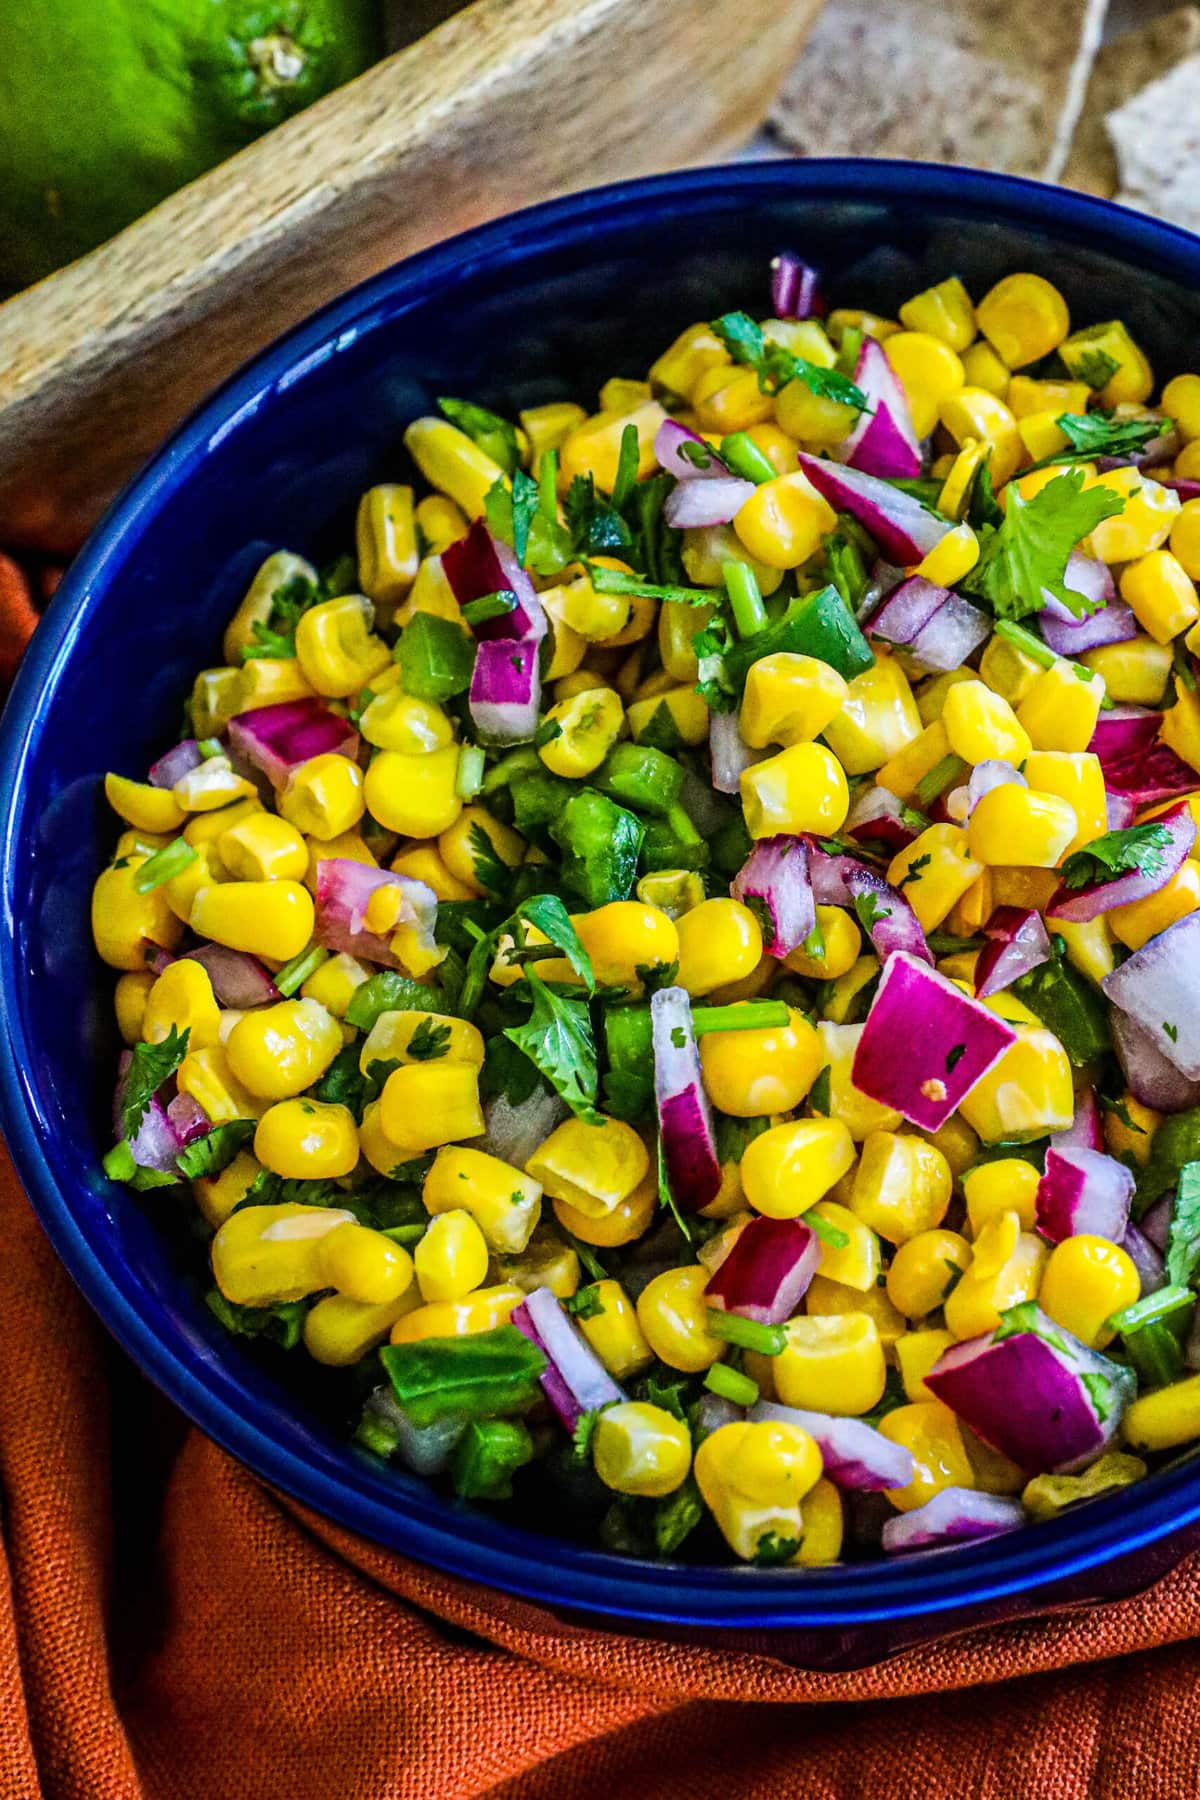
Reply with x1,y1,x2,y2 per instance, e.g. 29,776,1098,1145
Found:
4,160,1200,1633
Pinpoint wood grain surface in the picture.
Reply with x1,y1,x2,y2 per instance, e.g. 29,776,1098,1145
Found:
0,0,822,551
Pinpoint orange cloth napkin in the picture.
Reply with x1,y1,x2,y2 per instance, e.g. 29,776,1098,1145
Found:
4,561,1200,1799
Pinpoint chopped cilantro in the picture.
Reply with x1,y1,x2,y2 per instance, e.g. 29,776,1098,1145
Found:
572,1409,602,1462
1071,348,1122,391
1167,1162,1200,1290
205,1290,308,1350
405,1018,453,1062
239,572,320,661
1164,1021,1180,1044
807,1066,832,1116
853,891,889,935
710,310,868,410
436,396,521,474
1054,411,1170,461
466,820,515,898
175,1118,256,1180
503,968,602,1122
961,469,1126,621
751,1531,802,1567
565,1284,606,1321
896,853,931,890
1060,822,1174,891
118,1025,190,1142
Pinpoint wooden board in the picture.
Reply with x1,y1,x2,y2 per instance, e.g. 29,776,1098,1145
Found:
0,0,823,551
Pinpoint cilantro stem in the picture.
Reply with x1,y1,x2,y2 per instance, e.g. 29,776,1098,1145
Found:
994,619,1057,669
461,590,517,626
197,737,224,758
133,837,197,892
539,448,559,524
705,1309,786,1355
587,565,715,606
274,944,329,997
719,432,776,486
557,1228,609,1283
705,1362,760,1406
610,423,640,510
455,743,486,799
914,754,969,809
692,1000,789,1035
723,560,767,638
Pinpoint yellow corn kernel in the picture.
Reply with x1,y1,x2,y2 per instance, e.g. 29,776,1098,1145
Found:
626,686,709,748
389,1283,524,1344
380,1063,486,1159
387,845,469,907
1016,661,1105,754
1086,467,1181,563
680,523,784,596
314,1218,413,1307
636,1265,725,1372
967,784,1078,869
1103,1092,1160,1168
804,1201,879,1291
976,273,1069,369
1109,859,1200,952
739,652,848,748
163,846,218,930
822,653,922,778
176,1042,268,1124
706,958,780,1008
597,377,650,415
1050,919,1112,992
91,857,185,971
649,321,729,400
887,825,982,932
414,493,468,555
960,1019,1074,1144
700,1010,822,1117
849,1131,952,1245
695,1474,804,1562
942,679,1031,766
883,331,965,437
1118,549,1200,645
1165,373,1200,443
1022,1450,1148,1521
298,952,367,1021
591,1401,692,1498
1177,441,1200,480
1162,684,1200,774
895,1327,957,1404
740,1118,856,1220
690,364,774,434
938,389,1023,486
181,796,261,854
413,1210,490,1305
526,1116,647,1218
944,1211,1048,1338
886,1229,970,1319
191,1149,260,1230
915,521,979,587
1007,376,1091,420
962,1157,1039,1233
712,1417,826,1511
189,879,314,961
303,1289,420,1367
817,1019,905,1142
234,656,315,711
294,594,391,698
1123,1374,1200,1452
394,553,462,628
215,813,306,884
821,954,882,1026
875,718,951,802
250,1096,358,1179
104,772,186,834
552,1167,658,1246
358,1011,483,1079
1038,1233,1139,1351
1171,501,1200,590
403,419,506,519
1021,751,1105,856
732,468,839,570
422,1146,539,1257
359,687,453,755
657,597,713,682
224,997,342,1100
433,804,523,899
1082,635,1172,706
899,277,976,352
571,1280,651,1381
515,404,585,467
773,370,858,448
171,756,258,816
977,637,1040,711
672,897,761,998
1015,410,1072,461
878,1401,975,1511
537,685,624,778
572,901,679,994
221,551,318,664
988,867,1059,913
142,959,220,1051
114,970,155,1045
278,753,365,842
827,308,900,345
735,421,796,476
791,1476,843,1566
541,561,631,642
363,745,462,838
189,667,242,738
740,742,849,838
960,339,1011,398
560,400,665,494
212,1201,355,1305
1060,320,1153,406
354,1098,404,1177
774,1312,887,1415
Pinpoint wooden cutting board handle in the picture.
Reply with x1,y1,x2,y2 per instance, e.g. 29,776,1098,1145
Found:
0,0,821,551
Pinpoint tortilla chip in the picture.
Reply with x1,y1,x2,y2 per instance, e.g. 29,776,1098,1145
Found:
1110,49,1200,230
1064,6,1200,195
769,0,1108,181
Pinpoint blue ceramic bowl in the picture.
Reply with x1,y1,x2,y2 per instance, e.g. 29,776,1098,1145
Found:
5,160,1200,1659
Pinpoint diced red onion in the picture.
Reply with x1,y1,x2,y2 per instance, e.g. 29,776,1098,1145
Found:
731,835,815,958
1106,792,1139,830
1110,1007,1200,1114
806,843,859,905
1165,479,1200,501
844,861,932,965
653,418,731,483
709,710,760,794
662,475,756,529
845,785,921,854
184,944,280,1007
770,251,823,320
114,1056,182,1173
1122,1223,1166,1295
952,760,1026,826
852,951,1016,1130
483,1089,568,1169
511,1287,624,1433
882,1488,1025,1554
865,574,948,647
469,634,542,745
314,859,438,971
228,698,360,789
752,1400,914,1491
835,337,921,480
166,1091,211,1147
1051,1086,1104,1153
858,559,905,621
1141,1195,1173,1252
1041,550,1115,618
1089,705,1161,765
1035,1146,1134,1244
149,739,203,789
908,592,990,672
798,453,952,566
705,1217,820,1325
441,519,547,643
1047,799,1194,922
974,905,1052,998
1040,601,1137,657
651,987,722,1212
1103,911,1200,1078
927,1309,1136,1473
1089,709,1199,809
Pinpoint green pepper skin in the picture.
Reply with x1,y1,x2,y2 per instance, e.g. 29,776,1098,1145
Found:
723,584,875,688
1013,957,1110,1066
380,1325,547,1428
552,790,644,907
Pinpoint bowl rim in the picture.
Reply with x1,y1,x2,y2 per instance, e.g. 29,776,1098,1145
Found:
6,156,1200,1631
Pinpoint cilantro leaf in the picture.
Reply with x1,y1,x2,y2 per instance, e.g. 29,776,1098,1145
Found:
563,472,633,556
572,1408,602,1462
175,1118,256,1180
1054,412,1170,462
510,468,539,567
238,572,321,662
503,968,602,1122
654,1475,705,1556
518,894,595,992
896,852,931,890
565,1284,606,1321
639,1374,691,1421
807,1065,832,1116
967,458,1005,530
405,1018,452,1062
853,891,889,935
119,1025,190,1143
751,1531,802,1567
1071,348,1122,391
961,469,1126,622
1060,822,1174,891
205,1289,308,1350
436,396,521,474
484,478,574,575
710,310,868,409
312,1043,369,1119
1167,1161,1200,1290
467,820,516,898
